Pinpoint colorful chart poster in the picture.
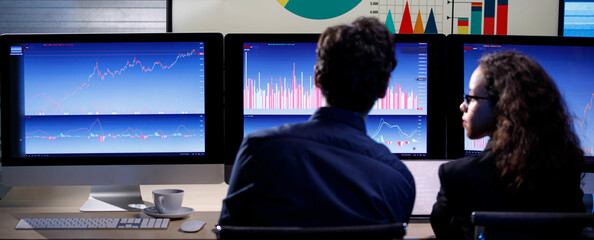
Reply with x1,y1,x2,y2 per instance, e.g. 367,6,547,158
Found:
173,0,556,36
277,0,363,20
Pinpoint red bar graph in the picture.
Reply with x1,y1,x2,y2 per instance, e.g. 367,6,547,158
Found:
451,0,507,35
484,0,496,35
466,136,489,149
244,63,418,110
484,17,495,35
496,0,508,35
374,83,419,110
244,63,321,110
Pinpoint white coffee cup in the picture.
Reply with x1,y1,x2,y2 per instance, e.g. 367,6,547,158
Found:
152,189,184,214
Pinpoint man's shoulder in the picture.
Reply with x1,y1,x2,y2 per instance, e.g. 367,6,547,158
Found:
245,122,308,142
241,122,320,155
242,118,400,168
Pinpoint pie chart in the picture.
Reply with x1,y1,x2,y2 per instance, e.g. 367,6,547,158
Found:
277,0,363,20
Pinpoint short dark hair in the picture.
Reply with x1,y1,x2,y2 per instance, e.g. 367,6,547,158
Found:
315,17,397,114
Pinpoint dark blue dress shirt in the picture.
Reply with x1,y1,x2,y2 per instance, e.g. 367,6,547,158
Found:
219,107,416,226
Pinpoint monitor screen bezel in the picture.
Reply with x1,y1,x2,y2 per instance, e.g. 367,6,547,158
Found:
0,32,225,166
558,0,566,36
224,33,447,163
446,34,594,164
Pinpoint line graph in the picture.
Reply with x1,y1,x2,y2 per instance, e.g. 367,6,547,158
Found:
366,115,426,154
25,114,205,154
24,42,205,115
369,118,418,143
572,93,594,128
243,114,426,155
27,119,197,143
570,92,594,155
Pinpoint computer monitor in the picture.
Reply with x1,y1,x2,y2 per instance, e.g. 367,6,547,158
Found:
447,35,594,163
0,33,225,211
558,0,594,37
224,34,447,163
224,34,448,218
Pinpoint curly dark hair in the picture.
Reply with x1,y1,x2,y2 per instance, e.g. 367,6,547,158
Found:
479,51,584,190
315,17,397,114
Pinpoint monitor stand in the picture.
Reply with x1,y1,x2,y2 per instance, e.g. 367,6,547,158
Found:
80,185,147,212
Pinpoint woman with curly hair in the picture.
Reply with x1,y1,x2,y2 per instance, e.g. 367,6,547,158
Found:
431,51,585,240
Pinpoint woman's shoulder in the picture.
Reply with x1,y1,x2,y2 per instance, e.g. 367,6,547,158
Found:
439,151,498,188
443,151,494,172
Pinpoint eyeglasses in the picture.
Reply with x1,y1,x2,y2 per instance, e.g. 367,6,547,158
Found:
464,94,489,104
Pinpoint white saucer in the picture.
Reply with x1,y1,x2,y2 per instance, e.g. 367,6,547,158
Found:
142,206,194,219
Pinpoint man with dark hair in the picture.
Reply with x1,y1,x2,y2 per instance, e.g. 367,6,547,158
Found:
219,17,415,226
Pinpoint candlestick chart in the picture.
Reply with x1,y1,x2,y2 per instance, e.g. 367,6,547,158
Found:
20,42,207,155
24,42,205,115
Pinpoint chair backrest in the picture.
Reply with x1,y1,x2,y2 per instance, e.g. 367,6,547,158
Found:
213,222,406,240
472,211,594,240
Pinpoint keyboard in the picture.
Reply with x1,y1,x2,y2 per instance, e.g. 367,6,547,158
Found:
16,218,170,230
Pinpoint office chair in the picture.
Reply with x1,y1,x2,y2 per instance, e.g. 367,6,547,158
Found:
472,211,594,240
213,222,406,240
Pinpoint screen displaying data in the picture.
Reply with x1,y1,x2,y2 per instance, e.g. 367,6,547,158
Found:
12,42,206,157
463,43,594,157
243,42,428,157
563,0,594,37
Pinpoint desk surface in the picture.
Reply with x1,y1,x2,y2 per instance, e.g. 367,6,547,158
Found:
0,184,435,239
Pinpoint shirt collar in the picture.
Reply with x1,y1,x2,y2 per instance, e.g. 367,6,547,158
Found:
310,107,366,132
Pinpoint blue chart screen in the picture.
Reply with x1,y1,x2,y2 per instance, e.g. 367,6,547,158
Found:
19,42,205,156
564,1,594,37
463,44,594,157
242,42,428,155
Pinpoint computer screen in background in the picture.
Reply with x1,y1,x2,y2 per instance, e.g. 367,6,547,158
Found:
447,35,594,161
224,34,447,218
559,0,594,37
243,41,428,155
225,34,447,161
22,42,205,156
0,33,225,211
